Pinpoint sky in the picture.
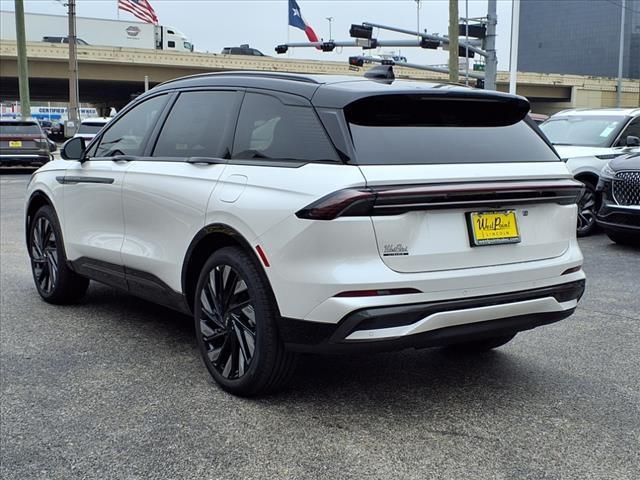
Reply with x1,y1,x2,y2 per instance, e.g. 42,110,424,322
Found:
0,0,517,68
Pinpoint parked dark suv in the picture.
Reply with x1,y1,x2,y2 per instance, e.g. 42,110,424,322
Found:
1,119,55,167
597,152,640,246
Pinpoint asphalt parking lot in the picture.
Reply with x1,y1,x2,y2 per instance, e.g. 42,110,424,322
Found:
1,171,639,480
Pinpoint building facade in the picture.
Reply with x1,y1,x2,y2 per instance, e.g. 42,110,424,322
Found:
518,0,639,79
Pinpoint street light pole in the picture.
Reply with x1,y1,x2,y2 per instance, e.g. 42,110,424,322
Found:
415,0,421,40
326,17,333,41
464,0,469,86
616,0,626,107
484,0,498,90
67,0,80,136
14,0,31,119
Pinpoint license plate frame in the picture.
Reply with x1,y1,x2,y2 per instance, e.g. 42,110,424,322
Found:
9,140,22,148
466,210,521,247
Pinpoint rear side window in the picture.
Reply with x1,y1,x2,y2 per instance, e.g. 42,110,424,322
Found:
345,94,558,165
232,93,339,163
94,94,167,157
153,91,238,158
0,122,41,134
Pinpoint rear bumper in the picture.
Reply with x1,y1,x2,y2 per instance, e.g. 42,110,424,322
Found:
0,153,50,166
278,279,585,353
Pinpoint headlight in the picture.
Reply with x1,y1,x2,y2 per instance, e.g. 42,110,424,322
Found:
601,163,616,179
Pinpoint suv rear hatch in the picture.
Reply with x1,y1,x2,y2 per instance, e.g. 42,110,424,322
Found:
344,93,580,273
0,121,46,152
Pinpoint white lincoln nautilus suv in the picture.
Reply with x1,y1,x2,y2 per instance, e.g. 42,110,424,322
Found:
25,70,586,396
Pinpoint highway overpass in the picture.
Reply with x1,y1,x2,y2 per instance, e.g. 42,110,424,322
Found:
1,40,638,113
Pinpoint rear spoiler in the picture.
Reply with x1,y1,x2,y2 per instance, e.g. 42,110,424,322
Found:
344,93,530,127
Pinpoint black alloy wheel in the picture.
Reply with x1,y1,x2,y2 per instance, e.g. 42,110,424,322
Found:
28,206,90,304
576,182,597,237
194,247,296,396
199,263,257,379
31,216,58,295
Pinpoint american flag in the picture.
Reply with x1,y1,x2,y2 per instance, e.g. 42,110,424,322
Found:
118,0,158,25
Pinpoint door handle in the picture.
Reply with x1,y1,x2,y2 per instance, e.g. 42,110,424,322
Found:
56,176,114,185
186,157,228,165
112,155,137,163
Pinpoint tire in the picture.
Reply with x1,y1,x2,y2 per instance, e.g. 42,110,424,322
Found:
445,334,517,353
576,181,598,237
28,205,89,304
605,230,640,247
194,246,297,396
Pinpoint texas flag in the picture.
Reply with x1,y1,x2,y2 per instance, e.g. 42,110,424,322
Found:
288,0,319,43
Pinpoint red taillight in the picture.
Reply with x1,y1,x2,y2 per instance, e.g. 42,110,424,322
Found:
334,288,422,298
295,188,375,220
296,180,584,220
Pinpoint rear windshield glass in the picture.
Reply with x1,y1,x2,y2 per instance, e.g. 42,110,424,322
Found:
78,122,106,134
0,122,41,135
539,115,626,147
345,95,558,164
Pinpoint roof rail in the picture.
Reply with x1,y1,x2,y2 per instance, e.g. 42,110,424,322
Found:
158,71,321,88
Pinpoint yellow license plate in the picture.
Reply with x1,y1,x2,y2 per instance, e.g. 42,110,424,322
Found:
467,210,520,246
9,140,22,148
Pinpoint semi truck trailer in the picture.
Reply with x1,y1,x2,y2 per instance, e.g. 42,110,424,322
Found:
0,10,193,52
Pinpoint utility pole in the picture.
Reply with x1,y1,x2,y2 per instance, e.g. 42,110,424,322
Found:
14,0,31,119
448,0,459,83
484,0,498,90
509,0,520,94
616,0,626,107
67,0,80,136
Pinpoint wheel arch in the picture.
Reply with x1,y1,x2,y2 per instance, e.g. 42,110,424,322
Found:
181,223,271,312
573,171,599,188
25,190,55,246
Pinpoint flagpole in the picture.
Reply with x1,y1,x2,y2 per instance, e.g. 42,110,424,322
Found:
117,0,120,20
287,2,291,58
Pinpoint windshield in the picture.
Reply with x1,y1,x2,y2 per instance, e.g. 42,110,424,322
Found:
0,122,41,135
78,122,107,134
540,115,626,147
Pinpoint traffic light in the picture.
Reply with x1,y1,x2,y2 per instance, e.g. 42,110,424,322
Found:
458,24,486,39
420,38,440,49
275,44,288,54
321,42,336,52
349,56,364,67
361,39,378,50
475,79,485,89
350,24,373,39
458,46,475,58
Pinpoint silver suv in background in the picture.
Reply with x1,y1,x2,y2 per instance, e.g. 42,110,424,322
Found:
540,108,640,236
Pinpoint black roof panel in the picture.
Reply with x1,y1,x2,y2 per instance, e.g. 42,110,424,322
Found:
151,71,529,109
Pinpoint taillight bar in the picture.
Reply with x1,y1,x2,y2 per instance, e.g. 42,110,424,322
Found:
296,179,584,220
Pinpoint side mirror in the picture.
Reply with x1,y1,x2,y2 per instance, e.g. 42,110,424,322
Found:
625,135,640,147
61,136,86,161
48,139,57,152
